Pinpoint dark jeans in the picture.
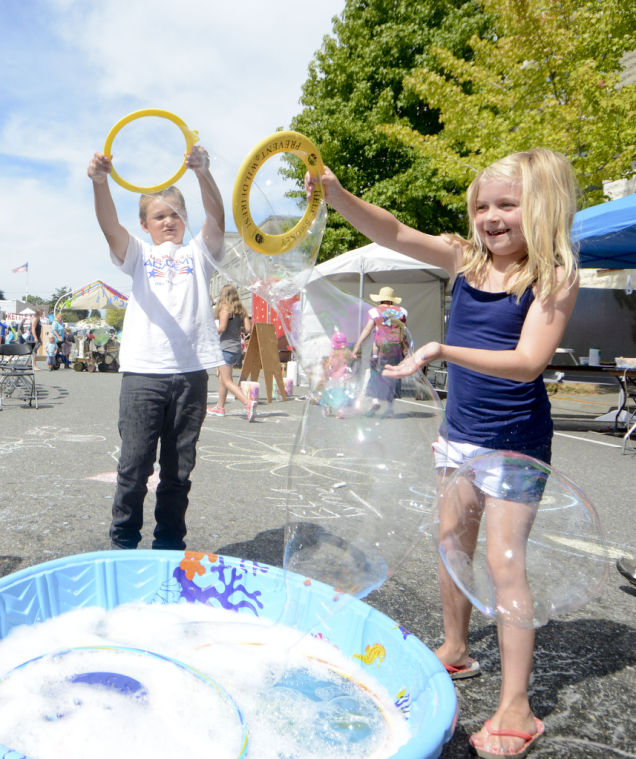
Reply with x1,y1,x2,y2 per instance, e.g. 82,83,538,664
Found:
110,370,208,550
56,341,70,365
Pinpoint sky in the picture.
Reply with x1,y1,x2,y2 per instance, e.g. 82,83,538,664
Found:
0,0,346,301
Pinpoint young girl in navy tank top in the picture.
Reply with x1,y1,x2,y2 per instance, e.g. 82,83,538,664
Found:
306,149,579,758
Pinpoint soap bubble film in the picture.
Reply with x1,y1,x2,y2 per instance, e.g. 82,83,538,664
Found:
285,285,445,602
435,452,609,628
225,132,327,318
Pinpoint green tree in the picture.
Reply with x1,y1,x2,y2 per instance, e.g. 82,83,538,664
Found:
22,294,48,309
105,308,125,332
289,0,493,259
380,0,636,207
49,286,72,315
44,287,87,321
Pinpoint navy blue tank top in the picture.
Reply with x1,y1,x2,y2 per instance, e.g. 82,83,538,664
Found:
443,276,552,450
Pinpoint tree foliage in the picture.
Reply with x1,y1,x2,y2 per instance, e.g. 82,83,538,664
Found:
105,308,125,331
379,0,636,207
289,0,493,259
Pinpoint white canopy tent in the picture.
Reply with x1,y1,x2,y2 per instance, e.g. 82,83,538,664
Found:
305,242,449,345
296,243,449,383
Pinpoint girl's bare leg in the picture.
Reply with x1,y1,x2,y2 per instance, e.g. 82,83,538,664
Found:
218,364,249,410
435,473,483,667
470,497,540,754
217,366,229,409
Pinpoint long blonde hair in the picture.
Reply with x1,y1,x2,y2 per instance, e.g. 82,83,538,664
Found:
457,148,578,301
214,284,247,319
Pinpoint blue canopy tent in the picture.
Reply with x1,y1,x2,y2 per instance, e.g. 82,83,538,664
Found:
561,192,636,360
571,193,636,268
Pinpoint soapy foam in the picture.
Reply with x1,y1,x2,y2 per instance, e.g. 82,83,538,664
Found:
0,602,410,759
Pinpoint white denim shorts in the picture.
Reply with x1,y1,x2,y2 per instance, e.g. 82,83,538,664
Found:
433,436,549,503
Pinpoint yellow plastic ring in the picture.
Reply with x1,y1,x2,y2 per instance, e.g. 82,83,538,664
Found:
232,131,324,255
103,109,199,194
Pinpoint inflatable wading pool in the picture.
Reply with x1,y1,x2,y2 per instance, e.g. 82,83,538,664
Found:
0,551,456,758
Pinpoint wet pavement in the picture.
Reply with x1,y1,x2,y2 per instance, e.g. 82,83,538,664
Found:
0,365,634,758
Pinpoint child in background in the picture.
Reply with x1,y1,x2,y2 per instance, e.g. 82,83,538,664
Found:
210,284,255,420
45,335,58,370
88,144,225,551
307,148,579,758
319,330,355,417
51,313,71,367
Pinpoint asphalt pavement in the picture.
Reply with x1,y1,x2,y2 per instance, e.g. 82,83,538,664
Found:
0,365,634,758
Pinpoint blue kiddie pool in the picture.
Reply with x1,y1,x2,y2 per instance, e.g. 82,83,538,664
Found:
0,551,456,759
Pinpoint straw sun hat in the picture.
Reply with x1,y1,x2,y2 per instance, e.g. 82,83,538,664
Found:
369,286,401,304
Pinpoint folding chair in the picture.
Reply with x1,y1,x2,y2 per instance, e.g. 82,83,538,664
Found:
424,359,448,397
0,343,39,410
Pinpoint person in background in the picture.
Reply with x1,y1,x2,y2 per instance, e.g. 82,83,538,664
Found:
5,324,18,344
0,313,8,345
209,284,255,421
319,330,356,418
51,313,71,368
45,335,58,370
351,286,408,417
63,326,74,367
88,143,225,551
30,310,42,370
23,322,35,349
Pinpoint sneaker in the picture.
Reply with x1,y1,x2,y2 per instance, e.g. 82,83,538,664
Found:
364,400,381,417
207,406,225,416
246,400,256,422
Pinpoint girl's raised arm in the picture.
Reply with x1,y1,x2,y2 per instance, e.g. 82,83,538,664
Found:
306,166,463,276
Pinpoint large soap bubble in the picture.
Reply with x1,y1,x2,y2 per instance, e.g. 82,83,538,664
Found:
225,130,327,314
284,285,445,607
435,451,609,628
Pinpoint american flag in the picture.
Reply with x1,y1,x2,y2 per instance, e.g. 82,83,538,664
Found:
12,262,28,274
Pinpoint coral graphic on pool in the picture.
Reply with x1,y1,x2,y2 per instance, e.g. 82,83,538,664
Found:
154,552,266,615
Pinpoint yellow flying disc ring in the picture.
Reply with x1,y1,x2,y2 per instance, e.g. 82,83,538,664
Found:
104,108,199,194
232,131,324,255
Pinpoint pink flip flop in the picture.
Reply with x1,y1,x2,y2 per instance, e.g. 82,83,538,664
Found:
469,717,545,758
443,657,481,680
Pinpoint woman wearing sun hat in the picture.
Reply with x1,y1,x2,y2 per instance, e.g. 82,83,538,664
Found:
352,286,408,416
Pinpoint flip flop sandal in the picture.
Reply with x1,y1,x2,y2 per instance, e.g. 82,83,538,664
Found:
443,657,481,680
469,717,545,758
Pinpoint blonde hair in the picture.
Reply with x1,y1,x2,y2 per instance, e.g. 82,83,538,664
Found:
457,148,578,301
139,186,187,223
214,284,247,319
